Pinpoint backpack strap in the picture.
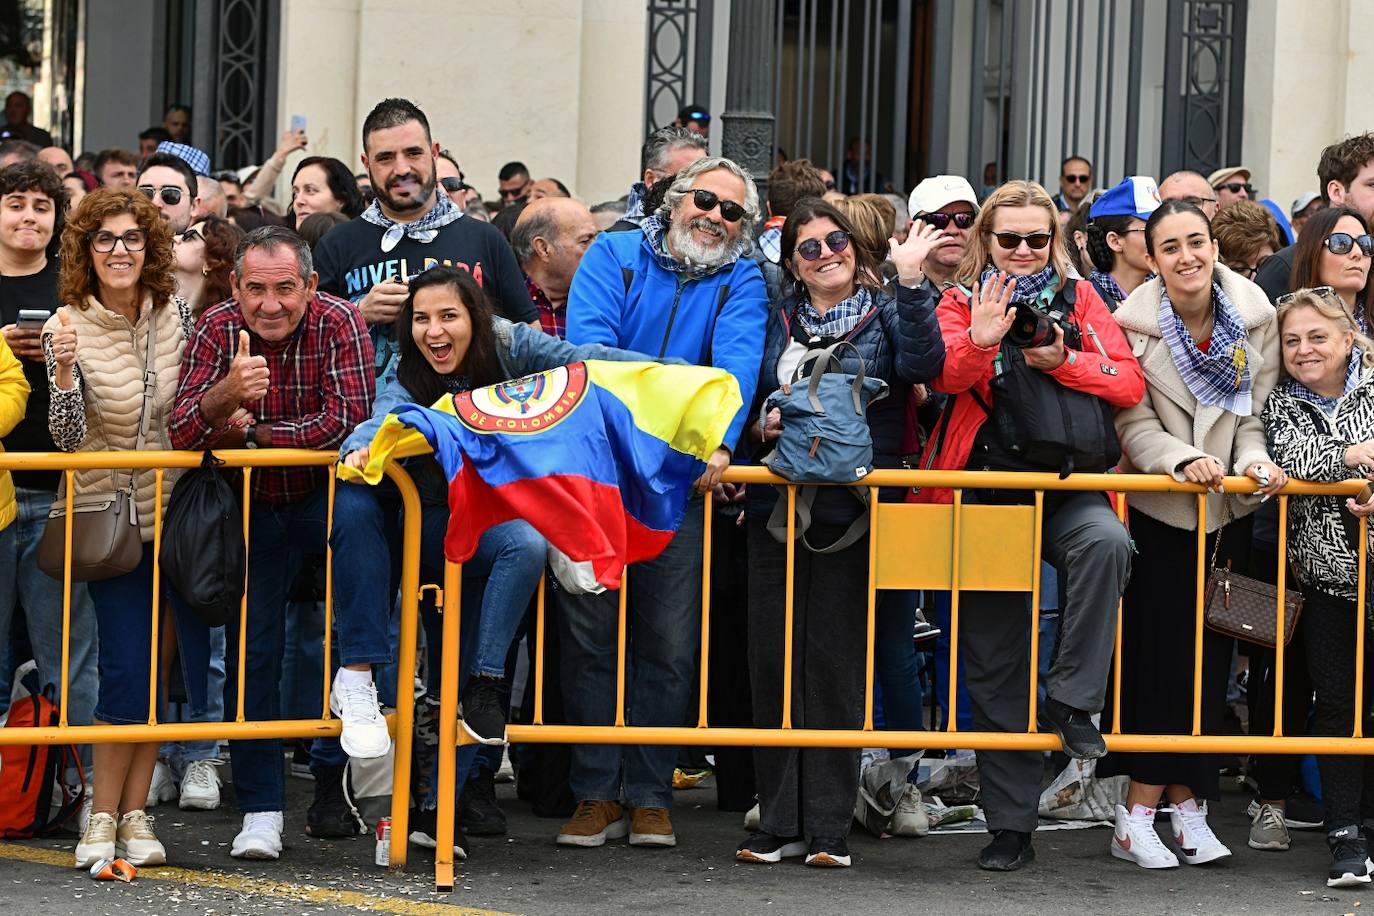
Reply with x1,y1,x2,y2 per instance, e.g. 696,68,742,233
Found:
703,282,731,366
764,484,871,554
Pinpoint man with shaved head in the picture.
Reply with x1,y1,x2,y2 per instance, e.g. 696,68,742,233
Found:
510,196,598,337
36,146,72,177
1158,169,1218,220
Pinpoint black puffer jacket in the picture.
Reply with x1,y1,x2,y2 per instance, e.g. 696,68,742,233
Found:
745,282,945,524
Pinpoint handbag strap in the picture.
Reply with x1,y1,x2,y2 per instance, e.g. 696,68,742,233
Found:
1208,493,1234,570
801,340,869,415
128,303,159,492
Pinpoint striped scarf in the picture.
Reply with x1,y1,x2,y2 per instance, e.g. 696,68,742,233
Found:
1159,281,1255,415
795,287,874,340
1090,269,1128,305
1282,347,1363,414
980,265,1059,304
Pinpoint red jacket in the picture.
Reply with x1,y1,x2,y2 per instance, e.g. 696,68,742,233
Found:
912,279,1144,503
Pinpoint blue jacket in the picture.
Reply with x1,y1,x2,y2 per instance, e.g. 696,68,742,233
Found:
566,228,768,451
746,282,946,523
342,316,660,457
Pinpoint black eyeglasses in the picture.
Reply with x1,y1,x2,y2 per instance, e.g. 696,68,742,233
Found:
89,228,147,253
1182,194,1218,207
1063,174,1091,184
178,227,203,244
1219,182,1255,196
138,185,184,206
1226,257,1268,279
796,229,851,261
691,188,745,223
990,230,1053,250
920,211,975,231
1325,232,1374,258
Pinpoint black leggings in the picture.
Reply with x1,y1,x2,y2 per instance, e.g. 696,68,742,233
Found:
1301,584,1374,829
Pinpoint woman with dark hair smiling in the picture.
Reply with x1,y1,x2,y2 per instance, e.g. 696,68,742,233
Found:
1289,206,1373,327
330,266,655,858
289,156,364,227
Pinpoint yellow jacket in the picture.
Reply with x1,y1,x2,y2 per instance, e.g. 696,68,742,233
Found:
0,335,31,530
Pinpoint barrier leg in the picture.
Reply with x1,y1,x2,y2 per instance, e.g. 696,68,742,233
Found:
435,560,462,893
387,464,424,871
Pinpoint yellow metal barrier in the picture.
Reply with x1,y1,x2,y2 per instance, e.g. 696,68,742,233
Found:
431,466,1372,892
0,450,422,872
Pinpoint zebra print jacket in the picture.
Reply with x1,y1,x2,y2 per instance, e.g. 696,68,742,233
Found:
1263,364,1374,601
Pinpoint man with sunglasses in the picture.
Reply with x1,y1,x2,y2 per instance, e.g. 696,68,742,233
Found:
557,156,767,851
497,161,532,207
1209,166,1256,211
136,151,199,235
908,175,980,294
1055,156,1093,221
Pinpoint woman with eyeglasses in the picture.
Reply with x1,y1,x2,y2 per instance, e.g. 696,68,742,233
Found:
43,188,214,869
1108,198,1285,869
1212,200,1284,282
736,198,947,869
1263,287,1374,887
1289,207,1373,327
915,180,1142,872
289,156,364,228
172,214,244,316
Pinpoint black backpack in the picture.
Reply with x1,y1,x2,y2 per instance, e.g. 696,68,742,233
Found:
160,452,245,626
971,284,1122,477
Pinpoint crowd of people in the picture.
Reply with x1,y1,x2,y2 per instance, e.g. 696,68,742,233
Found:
0,88,1371,890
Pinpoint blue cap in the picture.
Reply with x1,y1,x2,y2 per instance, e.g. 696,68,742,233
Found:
1089,176,1161,222
154,141,211,177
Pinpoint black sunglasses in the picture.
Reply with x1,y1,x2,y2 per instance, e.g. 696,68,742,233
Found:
138,185,184,206
499,180,528,199
796,229,851,261
691,188,745,223
1325,232,1374,258
991,230,1053,250
822,179,837,191
440,177,469,194
1063,173,1091,183
920,211,975,231
1276,285,1341,306
1219,182,1255,196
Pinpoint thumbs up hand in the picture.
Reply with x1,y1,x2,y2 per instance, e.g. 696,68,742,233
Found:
51,309,78,372
227,328,270,405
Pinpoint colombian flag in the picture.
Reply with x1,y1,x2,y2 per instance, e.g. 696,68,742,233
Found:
339,360,741,588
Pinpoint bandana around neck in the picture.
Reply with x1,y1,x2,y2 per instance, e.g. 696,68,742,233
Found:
1159,280,1255,414
979,265,1059,304
361,191,463,253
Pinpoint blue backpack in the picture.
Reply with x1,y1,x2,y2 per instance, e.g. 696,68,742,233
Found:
761,341,889,553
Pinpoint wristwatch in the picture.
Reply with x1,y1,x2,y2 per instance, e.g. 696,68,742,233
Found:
244,423,258,449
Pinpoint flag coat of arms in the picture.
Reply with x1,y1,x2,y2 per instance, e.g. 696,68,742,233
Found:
340,360,741,588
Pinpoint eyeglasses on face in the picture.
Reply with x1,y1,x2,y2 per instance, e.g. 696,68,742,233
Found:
1325,232,1374,258
919,211,975,231
1226,256,1269,279
1218,182,1255,196
440,177,469,194
178,227,203,244
1063,173,1091,184
796,229,851,261
990,230,1053,250
89,228,147,253
499,180,529,200
1182,195,1218,207
138,185,184,206
691,188,745,223
1276,285,1340,306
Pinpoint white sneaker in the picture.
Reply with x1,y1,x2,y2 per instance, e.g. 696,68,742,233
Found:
179,758,222,810
890,784,930,838
116,810,166,866
145,760,178,808
76,793,93,835
495,746,515,784
74,811,116,869
330,670,392,759
1169,798,1232,864
231,811,284,860
743,803,760,831
1111,804,1180,869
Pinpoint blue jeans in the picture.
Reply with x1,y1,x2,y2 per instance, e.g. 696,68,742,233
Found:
87,543,210,726
873,590,924,755
226,489,331,812
556,499,704,809
0,486,98,734
161,625,225,771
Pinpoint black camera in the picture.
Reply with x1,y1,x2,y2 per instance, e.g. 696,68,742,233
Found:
1005,300,1081,350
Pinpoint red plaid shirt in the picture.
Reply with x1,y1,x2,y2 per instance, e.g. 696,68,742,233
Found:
169,292,375,504
526,274,565,339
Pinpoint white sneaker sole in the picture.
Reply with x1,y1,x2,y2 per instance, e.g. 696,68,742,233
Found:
1328,870,1373,888
557,819,629,847
337,728,392,760
460,718,507,747
179,794,220,811
408,831,468,860
1177,845,1231,865
230,840,281,860
804,851,851,867
117,842,166,866
74,843,114,869
736,840,806,863
629,831,677,847
1247,835,1290,851
1111,840,1179,869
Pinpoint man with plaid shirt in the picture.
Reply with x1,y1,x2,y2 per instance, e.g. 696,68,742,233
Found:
510,197,599,338
169,226,375,861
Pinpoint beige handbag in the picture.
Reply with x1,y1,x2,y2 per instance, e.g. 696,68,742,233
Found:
37,306,157,581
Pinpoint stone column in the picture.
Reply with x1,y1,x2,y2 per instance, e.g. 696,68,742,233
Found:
719,0,775,203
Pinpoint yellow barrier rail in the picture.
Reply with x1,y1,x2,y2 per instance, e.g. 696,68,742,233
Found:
430,466,1371,892
0,450,423,872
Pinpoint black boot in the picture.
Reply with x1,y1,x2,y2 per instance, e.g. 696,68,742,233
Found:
305,765,365,838
460,768,507,837
978,829,1035,871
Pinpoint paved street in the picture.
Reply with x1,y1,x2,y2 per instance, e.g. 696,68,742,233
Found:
0,769,1366,915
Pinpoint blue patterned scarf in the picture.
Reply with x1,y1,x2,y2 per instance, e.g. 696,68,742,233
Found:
1090,269,1128,305
1160,281,1255,415
979,265,1059,304
622,182,648,227
640,214,735,280
1282,348,1363,414
795,287,874,341
361,190,463,253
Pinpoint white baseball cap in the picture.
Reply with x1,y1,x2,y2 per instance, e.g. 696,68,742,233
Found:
908,175,980,220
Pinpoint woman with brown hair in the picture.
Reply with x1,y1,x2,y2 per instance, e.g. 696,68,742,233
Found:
172,214,244,316
916,179,1143,872
44,188,215,869
1211,199,1284,281
1289,206,1373,327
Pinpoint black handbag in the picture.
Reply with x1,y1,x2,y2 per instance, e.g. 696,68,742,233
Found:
159,451,245,626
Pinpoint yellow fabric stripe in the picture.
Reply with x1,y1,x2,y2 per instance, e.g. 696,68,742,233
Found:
582,361,741,460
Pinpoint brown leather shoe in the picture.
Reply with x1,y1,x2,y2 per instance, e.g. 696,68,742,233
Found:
556,800,627,847
629,806,677,847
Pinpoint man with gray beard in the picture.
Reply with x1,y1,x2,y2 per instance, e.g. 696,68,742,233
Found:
557,156,767,850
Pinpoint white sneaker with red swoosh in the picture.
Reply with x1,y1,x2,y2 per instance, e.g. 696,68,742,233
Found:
1169,797,1232,865
1111,804,1180,869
